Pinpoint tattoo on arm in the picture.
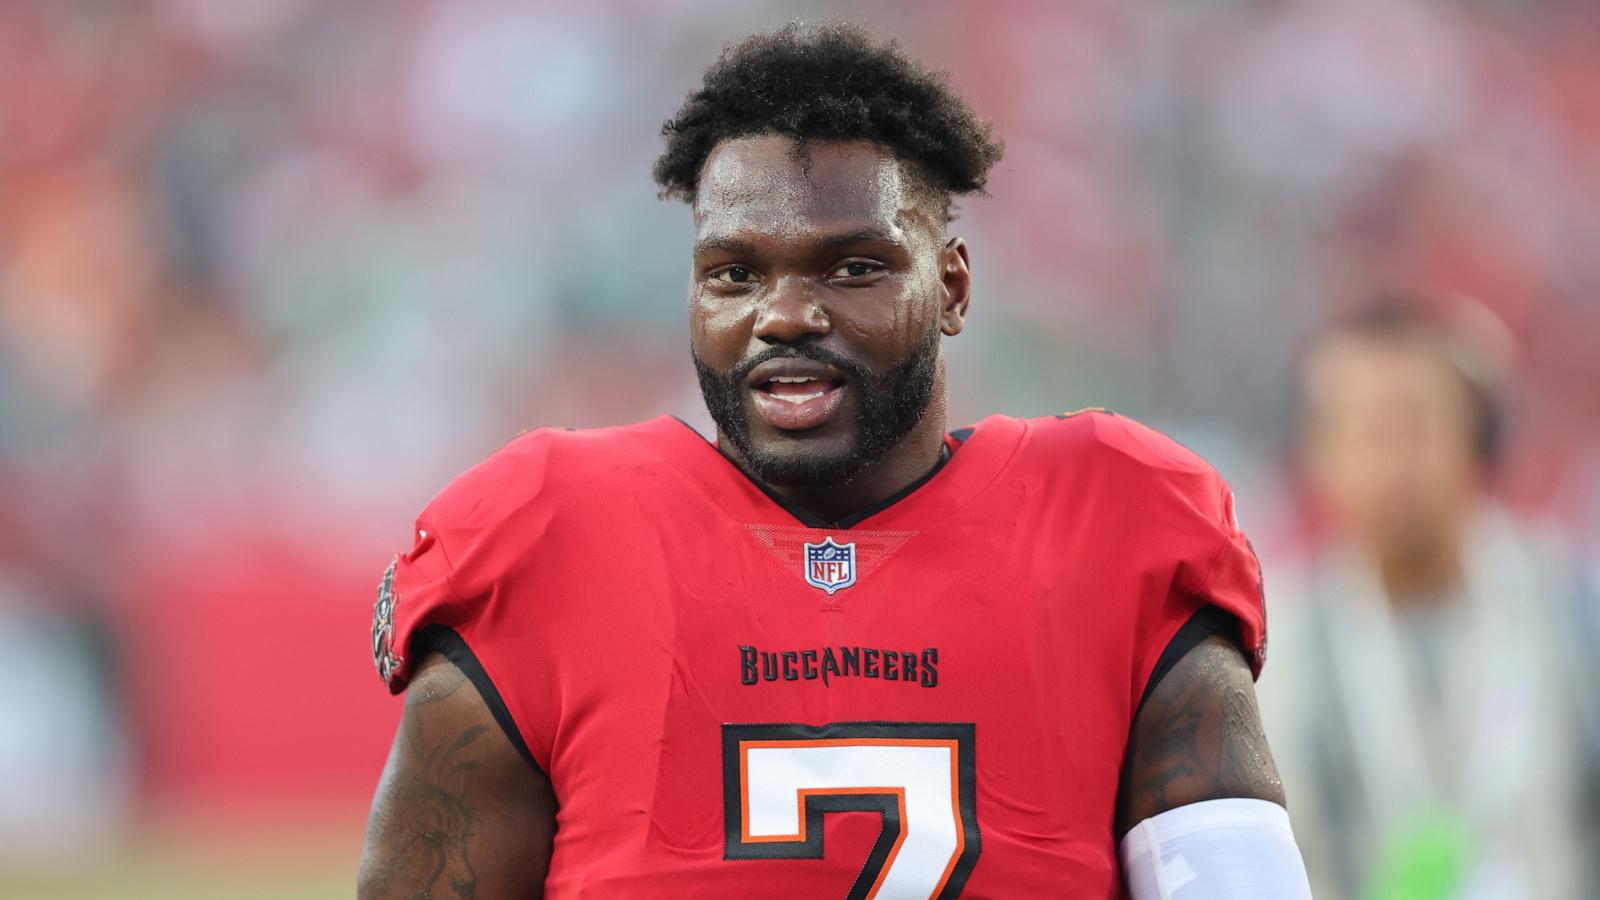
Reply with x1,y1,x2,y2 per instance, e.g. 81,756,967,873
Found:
362,654,556,899
364,661,488,899
1116,635,1285,836
391,723,486,898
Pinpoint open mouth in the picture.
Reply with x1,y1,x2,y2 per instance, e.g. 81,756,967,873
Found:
751,374,847,431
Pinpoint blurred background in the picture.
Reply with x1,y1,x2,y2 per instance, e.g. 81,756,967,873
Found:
1,0,1597,897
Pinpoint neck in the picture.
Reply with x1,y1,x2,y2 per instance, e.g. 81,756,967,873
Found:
1373,531,1465,608
724,398,949,526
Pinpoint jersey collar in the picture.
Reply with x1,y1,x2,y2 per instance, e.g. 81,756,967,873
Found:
624,414,1027,531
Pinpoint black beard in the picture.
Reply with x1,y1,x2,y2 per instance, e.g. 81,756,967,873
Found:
693,322,940,488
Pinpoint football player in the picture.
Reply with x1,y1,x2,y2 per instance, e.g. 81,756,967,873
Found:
360,23,1311,899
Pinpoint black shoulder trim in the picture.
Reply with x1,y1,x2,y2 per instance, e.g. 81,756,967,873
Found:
410,625,545,777
1136,605,1243,715
948,426,975,443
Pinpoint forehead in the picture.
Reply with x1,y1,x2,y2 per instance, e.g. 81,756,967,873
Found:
693,135,935,243
1305,334,1470,418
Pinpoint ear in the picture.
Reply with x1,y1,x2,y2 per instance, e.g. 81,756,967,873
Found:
938,237,972,336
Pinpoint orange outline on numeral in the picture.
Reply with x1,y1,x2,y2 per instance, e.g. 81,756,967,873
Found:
737,737,964,900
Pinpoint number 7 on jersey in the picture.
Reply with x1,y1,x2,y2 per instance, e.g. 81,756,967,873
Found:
722,722,982,899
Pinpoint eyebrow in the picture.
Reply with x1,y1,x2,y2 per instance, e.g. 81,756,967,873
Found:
814,227,903,251
692,227,904,257
692,235,757,256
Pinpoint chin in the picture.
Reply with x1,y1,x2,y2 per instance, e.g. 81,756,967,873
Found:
743,438,863,488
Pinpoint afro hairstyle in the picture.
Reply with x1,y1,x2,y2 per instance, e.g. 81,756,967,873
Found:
653,22,1003,221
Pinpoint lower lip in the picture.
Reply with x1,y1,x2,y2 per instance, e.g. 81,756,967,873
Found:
750,383,846,431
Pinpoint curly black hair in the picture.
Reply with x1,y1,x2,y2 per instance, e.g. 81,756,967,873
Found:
653,22,1003,221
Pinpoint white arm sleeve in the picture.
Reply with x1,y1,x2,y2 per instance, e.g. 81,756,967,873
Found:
1120,798,1313,900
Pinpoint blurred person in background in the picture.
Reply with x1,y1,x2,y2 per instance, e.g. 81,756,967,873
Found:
1258,298,1600,899
0,574,131,864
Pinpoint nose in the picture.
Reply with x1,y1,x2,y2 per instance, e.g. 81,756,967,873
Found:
753,276,830,345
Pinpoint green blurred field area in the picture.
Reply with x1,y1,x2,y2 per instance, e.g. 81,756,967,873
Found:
0,820,362,900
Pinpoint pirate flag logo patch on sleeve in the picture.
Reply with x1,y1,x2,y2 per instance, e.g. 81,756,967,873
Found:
372,556,402,682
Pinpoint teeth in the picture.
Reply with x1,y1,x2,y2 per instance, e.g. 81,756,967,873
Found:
769,375,817,384
773,391,825,405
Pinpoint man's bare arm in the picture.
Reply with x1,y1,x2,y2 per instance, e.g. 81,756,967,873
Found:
359,653,557,899
1115,634,1286,837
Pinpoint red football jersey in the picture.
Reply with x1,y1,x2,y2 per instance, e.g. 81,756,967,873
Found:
372,411,1266,898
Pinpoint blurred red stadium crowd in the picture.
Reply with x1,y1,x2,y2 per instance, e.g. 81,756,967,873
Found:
1,0,1597,887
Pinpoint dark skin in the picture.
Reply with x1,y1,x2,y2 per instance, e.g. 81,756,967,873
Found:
689,136,969,521
359,654,556,899
1115,635,1286,837
359,137,1285,896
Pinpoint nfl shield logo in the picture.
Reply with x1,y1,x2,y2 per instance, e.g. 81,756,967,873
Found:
803,537,857,595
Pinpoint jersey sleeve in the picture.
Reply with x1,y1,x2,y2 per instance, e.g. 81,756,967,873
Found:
1077,412,1268,697
371,516,467,694
1184,472,1266,674
368,428,572,776
369,428,555,695
1134,459,1268,694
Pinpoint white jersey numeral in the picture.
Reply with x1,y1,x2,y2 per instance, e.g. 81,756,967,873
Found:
722,722,980,899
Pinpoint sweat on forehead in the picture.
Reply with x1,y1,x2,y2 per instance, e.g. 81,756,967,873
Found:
692,135,944,240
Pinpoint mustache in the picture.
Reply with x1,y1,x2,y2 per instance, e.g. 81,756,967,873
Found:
728,342,872,384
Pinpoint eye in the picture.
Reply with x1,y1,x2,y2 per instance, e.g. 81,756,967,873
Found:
829,260,883,280
708,265,757,285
